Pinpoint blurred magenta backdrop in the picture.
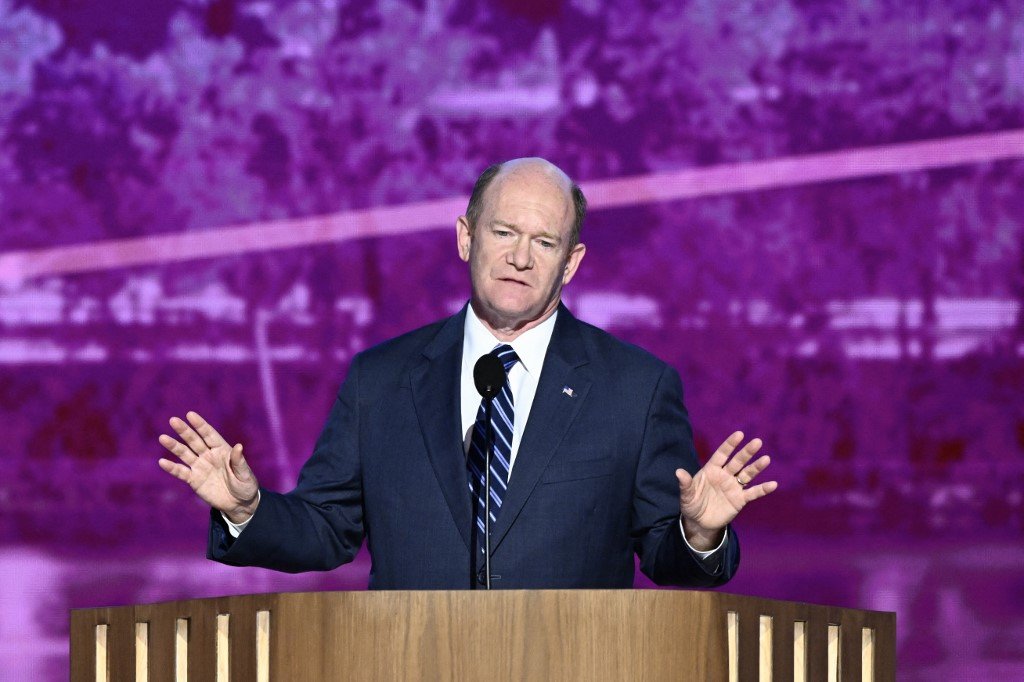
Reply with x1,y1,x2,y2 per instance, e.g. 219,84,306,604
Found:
1,1,1023,679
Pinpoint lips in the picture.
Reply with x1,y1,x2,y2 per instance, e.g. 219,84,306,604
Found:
497,277,530,287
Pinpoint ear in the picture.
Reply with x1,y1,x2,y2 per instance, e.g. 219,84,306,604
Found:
456,215,472,263
561,242,586,285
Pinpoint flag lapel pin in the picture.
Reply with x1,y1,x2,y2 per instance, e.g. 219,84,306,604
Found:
562,386,576,398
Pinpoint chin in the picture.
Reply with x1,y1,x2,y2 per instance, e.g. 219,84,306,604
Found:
485,301,538,325
495,307,535,324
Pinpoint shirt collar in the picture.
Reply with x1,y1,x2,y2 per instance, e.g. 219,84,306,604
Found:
463,303,558,374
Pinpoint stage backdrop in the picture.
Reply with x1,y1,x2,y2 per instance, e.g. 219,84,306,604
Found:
1,1,1022,679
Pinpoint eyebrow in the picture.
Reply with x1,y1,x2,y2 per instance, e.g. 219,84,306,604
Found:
491,220,562,243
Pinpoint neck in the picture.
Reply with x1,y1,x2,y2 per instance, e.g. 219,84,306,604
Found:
471,300,559,342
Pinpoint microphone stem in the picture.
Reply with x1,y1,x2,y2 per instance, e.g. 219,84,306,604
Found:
484,398,493,590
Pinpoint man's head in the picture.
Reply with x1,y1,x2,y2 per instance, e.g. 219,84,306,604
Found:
457,157,587,340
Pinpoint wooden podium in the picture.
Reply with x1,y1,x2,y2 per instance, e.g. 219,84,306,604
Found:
71,590,894,681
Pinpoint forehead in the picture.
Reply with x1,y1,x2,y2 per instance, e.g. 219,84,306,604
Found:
482,167,574,237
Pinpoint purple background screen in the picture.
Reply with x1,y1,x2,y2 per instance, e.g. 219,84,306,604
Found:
1,1,1023,679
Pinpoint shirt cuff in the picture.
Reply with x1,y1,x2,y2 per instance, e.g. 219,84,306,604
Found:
679,518,728,559
221,490,260,538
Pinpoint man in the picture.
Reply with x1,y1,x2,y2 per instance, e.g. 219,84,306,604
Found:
158,157,776,589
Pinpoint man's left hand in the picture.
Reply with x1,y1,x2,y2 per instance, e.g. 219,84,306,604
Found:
676,431,777,551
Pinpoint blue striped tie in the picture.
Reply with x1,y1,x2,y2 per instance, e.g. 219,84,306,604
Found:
467,343,519,554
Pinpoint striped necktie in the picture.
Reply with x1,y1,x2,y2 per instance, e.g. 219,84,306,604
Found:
467,343,519,553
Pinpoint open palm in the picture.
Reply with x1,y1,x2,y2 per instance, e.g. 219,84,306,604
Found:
677,432,777,540
158,411,259,522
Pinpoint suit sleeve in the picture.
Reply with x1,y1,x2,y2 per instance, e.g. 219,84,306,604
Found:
632,364,740,587
207,355,365,572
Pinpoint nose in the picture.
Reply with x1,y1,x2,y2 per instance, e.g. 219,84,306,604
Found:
507,236,533,270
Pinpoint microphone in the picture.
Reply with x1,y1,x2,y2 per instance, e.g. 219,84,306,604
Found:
474,353,505,400
473,352,506,589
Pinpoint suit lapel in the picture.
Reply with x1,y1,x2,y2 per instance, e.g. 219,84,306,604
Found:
409,309,473,551
490,306,591,551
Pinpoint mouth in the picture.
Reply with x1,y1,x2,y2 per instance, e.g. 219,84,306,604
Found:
497,277,530,287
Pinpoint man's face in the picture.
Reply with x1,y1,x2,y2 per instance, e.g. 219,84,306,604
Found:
457,164,586,336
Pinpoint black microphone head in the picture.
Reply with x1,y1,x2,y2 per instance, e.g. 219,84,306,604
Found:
473,353,506,399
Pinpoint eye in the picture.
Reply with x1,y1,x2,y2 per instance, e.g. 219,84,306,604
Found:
537,239,556,250
494,229,513,237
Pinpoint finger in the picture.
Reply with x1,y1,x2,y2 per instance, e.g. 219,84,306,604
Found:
676,468,696,503
707,431,744,468
725,438,763,475
736,455,771,485
158,457,191,482
158,433,198,465
229,443,250,477
743,480,778,502
170,416,210,456
186,411,230,450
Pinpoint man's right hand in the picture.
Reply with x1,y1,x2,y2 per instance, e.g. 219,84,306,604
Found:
158,411,260,524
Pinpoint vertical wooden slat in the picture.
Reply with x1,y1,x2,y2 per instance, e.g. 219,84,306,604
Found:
175,618,189,682
758,616,773,682
771,613,793,681
861,628,875,682
95,624,109,682
185,599,218,682
135,622,149,682
145,611,176,682
873,613,896,682
221,597,256,682
727,611,739,682
806,610,828,681
840,613,863,681
793,620,808,682
738,605,760,681
216,615,230,682
827,624,841,682
71,611,99,682
256,610,270,682
108,606,136,680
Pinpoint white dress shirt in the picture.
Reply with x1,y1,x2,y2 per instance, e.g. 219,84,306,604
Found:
460,303,556,471
227,304,726,565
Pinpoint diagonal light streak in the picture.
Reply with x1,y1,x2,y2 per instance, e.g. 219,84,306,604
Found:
2,129,1023,285
584,128,1024,209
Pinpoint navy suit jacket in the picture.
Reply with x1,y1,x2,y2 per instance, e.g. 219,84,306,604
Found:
208,304,740,589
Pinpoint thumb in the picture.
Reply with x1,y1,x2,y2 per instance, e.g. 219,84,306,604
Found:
229,443,249,476
676,468,695,502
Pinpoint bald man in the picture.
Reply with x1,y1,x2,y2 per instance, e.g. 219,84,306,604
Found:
159,158,776,589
